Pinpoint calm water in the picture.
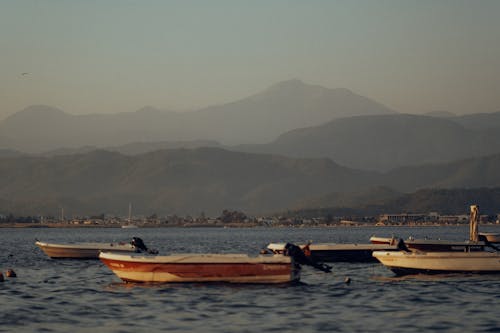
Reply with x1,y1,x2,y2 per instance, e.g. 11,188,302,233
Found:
1,226,500,333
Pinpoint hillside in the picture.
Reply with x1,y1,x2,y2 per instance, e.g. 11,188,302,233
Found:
288,154,500,215
287,187,500,217
237,114,500,171
383,153,500,191
3,147,500,217
0,148,377,216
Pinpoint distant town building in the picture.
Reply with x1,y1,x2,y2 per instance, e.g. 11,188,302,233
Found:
378,214,427,225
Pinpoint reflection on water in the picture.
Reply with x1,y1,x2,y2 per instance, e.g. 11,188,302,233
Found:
1,226,500,332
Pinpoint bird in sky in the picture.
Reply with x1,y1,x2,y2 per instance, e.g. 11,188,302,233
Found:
21,72,30,76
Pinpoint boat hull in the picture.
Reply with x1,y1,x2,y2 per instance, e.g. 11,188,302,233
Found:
373,250,500,275
36,241,137,259
100,252,300,284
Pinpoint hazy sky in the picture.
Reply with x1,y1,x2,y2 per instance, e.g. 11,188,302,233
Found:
1,0,499,119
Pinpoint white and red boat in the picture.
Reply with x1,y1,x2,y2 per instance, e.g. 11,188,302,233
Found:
99,252,301,284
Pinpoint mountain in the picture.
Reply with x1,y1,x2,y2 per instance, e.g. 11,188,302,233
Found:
293,153,500,213
0,105,182,153
0,148,377,216
0,80,395,152
287,187,500,217
188,79,395,144
291,186,403,212
286,154,500,215
236,113,500,171
2,147,500,216
383,153,500,192
384,188,500,215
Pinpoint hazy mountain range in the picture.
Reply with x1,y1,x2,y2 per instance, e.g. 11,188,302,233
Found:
33,112,500,172
0,148,374,216
0,79,395,152
2,79,499,171
1,79,500,216
2,147,500,216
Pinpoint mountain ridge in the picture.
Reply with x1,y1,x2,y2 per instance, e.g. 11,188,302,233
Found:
235,113,500,171
2,147,500,216
0,80,395,152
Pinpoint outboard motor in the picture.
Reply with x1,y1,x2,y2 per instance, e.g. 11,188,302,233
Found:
284,243,332,273
131,237,158,254
397,238,411,252
131,237,148,252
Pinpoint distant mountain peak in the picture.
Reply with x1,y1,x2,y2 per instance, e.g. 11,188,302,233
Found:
19,105,67,115
4,105,69,123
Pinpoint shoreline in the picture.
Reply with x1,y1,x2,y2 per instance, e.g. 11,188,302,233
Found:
2,223,499,229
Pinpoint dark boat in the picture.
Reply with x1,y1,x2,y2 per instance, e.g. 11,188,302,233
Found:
267,242,400,263
369,236,487,252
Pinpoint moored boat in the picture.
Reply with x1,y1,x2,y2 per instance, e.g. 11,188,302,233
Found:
267,242,400,263
372,250,500,276
370,206,500,252
369,236,486,252
99,252,301,284
36,237,153,259
373,205,500,275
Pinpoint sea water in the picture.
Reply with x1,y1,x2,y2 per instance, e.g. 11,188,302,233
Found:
1,226,500,332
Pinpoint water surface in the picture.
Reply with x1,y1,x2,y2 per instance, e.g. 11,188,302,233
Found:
1,226,499,332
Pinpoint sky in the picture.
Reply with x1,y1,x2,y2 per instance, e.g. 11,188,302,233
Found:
1,0,500,119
